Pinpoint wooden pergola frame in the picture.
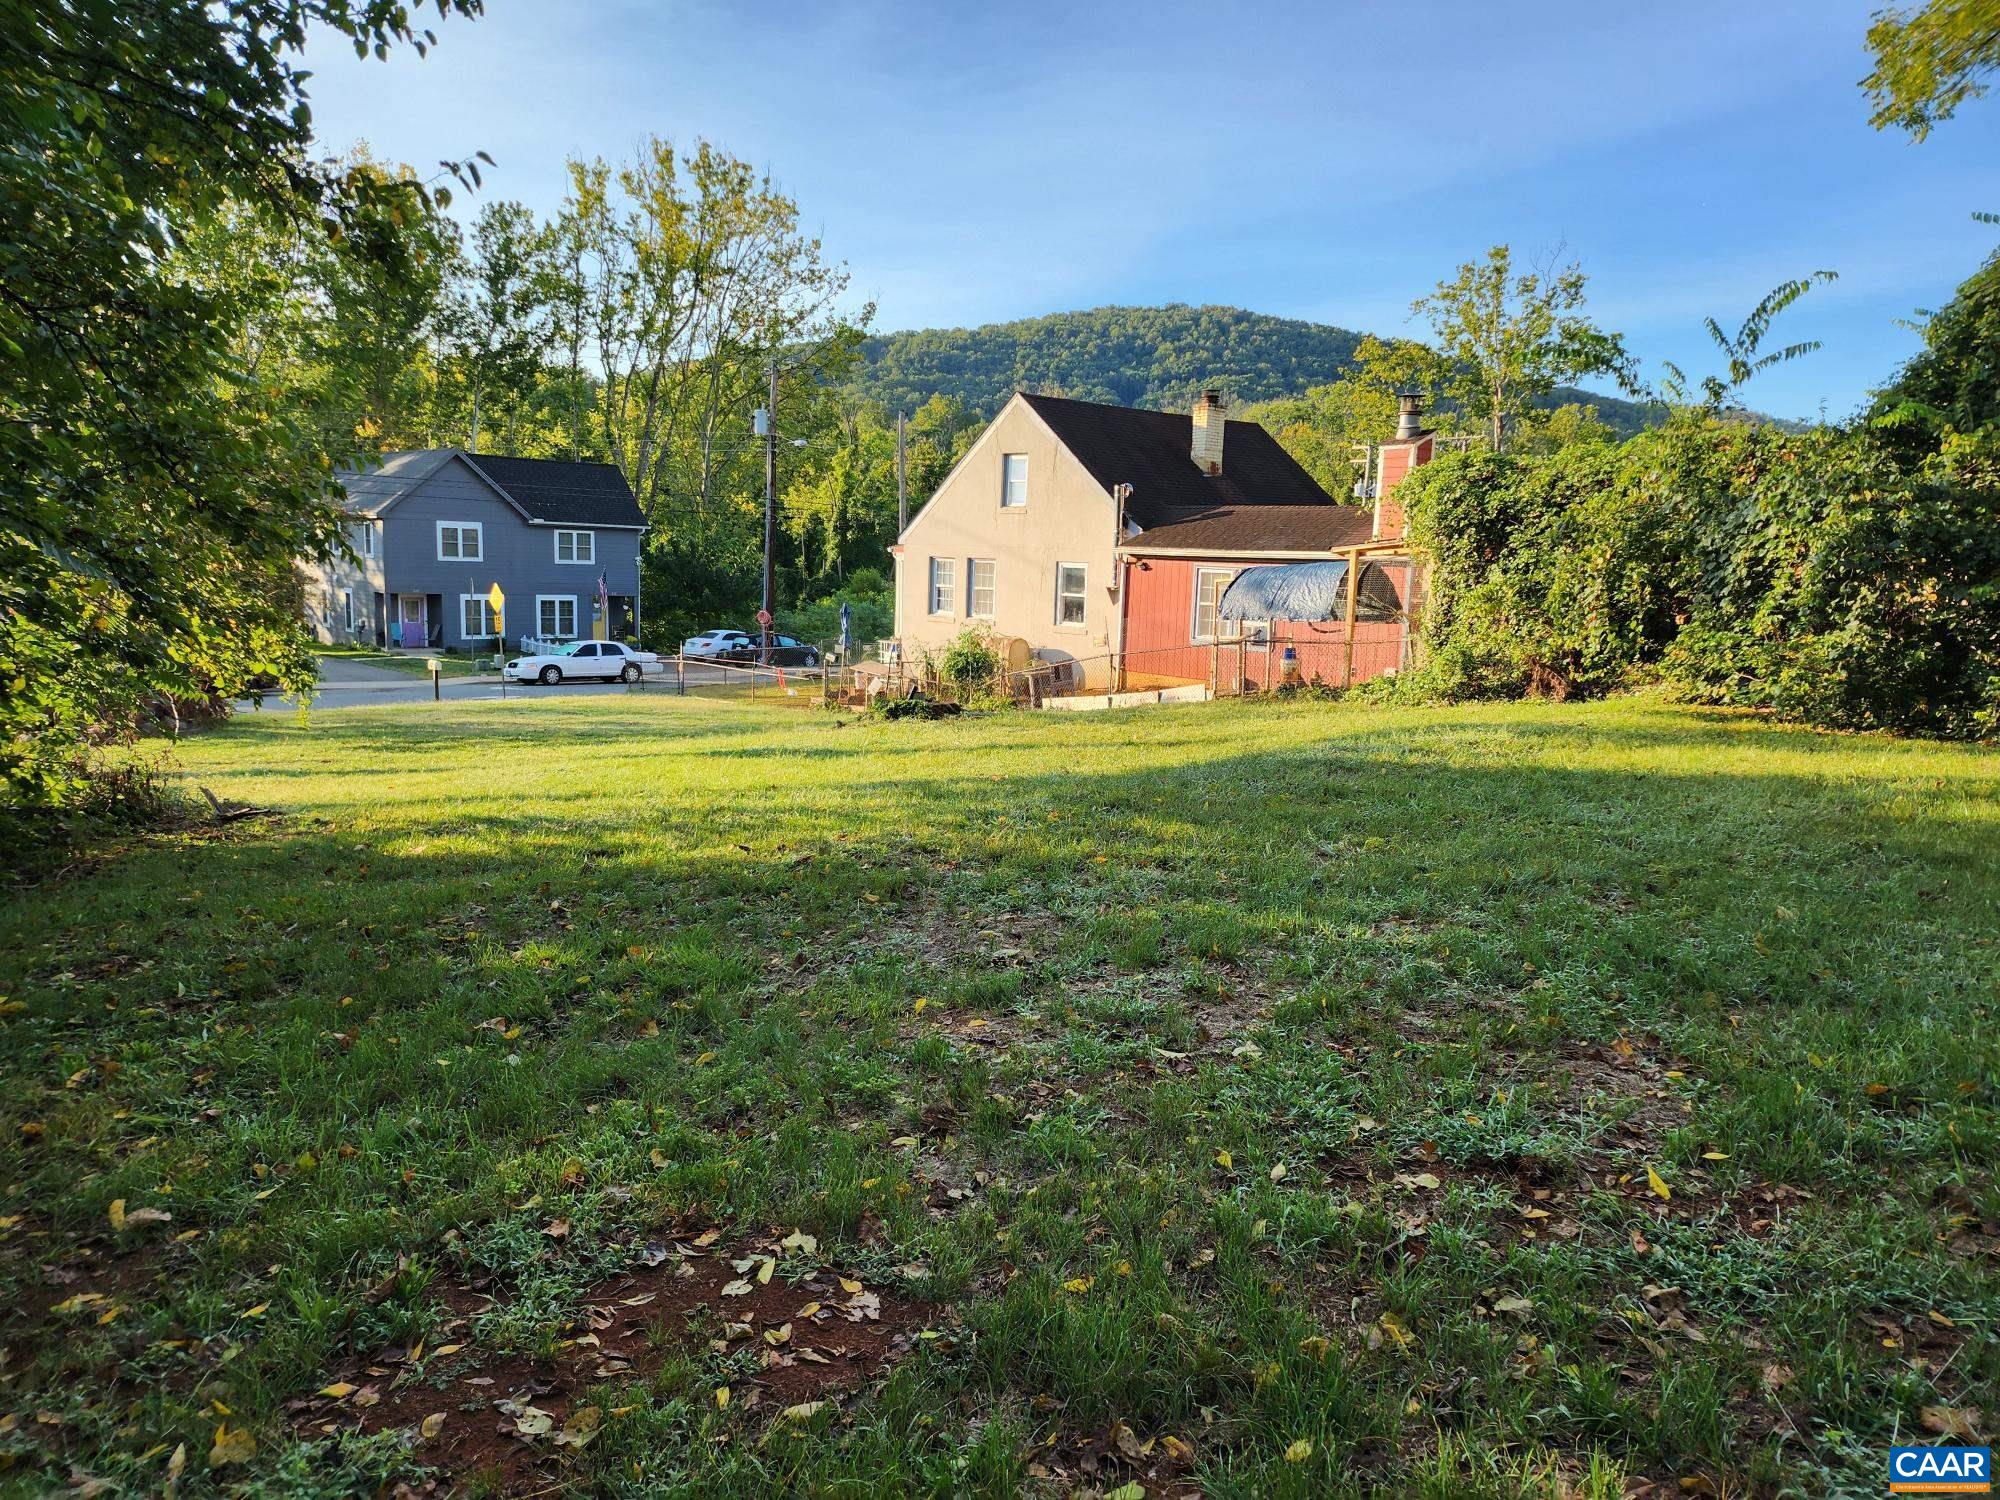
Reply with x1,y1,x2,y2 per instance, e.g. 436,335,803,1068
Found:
1335,539,1417,687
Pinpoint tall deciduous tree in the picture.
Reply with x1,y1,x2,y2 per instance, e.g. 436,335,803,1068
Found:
317,149,462,453
556,137,860,520
1863,0,2000,139
440,200,554,452
1240,335,1458,494
1413,246,1637,452
0,0,484,816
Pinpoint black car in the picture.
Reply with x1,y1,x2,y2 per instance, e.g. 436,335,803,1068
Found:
719,633,820,667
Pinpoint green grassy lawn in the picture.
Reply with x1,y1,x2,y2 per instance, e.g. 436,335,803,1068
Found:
316,645,489,677
2,694,1996,1497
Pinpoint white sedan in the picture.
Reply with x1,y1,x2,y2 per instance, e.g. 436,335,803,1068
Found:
503,640,663,685
683,629,752,659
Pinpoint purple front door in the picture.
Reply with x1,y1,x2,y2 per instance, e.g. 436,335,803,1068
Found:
397,595,425,648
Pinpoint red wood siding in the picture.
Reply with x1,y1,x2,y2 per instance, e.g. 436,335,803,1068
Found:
1118,555,1411,690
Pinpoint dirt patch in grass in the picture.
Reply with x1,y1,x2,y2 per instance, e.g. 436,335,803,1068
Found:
3,1215,176,1348
293,1234,937,1492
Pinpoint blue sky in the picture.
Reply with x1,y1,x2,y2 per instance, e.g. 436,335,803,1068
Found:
302,0,2000,420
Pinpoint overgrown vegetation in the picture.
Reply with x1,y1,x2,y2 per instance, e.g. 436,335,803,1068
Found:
1,695,1994,1494
1387,244,2000,739
0,2,492,828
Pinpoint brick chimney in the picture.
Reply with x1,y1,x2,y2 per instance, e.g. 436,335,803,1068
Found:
1372,393,1433,542
1190,388,1226,476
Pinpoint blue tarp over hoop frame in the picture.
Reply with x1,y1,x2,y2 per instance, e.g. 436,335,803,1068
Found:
1217,561,1402,623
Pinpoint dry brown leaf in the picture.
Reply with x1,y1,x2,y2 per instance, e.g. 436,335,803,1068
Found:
1920,1405,1982,1441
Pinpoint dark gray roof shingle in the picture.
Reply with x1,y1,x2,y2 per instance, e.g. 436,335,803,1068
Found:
335,450,644,529
1018,391,1335,526
463,454,644,528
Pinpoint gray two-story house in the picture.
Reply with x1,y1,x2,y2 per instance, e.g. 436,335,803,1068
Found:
301,450,646,651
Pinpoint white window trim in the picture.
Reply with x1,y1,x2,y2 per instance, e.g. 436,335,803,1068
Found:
1192,566,1238,644
1055,562,1088,630
554,528,596,565
928,557,956,617
1000,453,1028,509
536,594,578,639
436,519,484,562
968,558,996,620
459,594,498,640
351,521,377,559
343,590,355,632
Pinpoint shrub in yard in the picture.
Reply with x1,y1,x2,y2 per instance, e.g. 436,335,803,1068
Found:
779,567,894,653
938,628,1003,692
1661,425,2000,736
1396,384,2000,736
1389,242,2000,738
1395,438,1695,701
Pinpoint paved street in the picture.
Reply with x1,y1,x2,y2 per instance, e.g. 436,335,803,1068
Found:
238,655,786,710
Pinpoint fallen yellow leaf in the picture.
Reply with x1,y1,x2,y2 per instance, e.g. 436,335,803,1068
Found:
1646,1165,1671,1201
1285,1438,1313,1462
208,1424,255,1467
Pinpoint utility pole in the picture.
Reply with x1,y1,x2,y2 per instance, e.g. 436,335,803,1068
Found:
895,410,908,534
758,362,778,664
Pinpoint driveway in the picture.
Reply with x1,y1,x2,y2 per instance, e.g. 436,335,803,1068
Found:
237,656,785,710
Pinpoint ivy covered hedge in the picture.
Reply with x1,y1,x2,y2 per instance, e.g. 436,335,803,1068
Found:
1391,251,2000,740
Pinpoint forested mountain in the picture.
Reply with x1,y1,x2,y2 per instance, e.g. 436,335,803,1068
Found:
849,303,1671,435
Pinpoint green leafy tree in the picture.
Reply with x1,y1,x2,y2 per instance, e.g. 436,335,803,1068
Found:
1388,235,2000,737
1241,335,1459,493
1863,0,2000,138
1871,236,2000,445
316,148,462,453
557,137,859,518
439,200,555,452
1660,272,1838,411
1412,246,1638,452
0,0,483,817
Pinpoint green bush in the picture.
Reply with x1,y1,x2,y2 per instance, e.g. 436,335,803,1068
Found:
777,568,893,651
938,627,1002,690
1387,242,2000,738
1394,417,2000,737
